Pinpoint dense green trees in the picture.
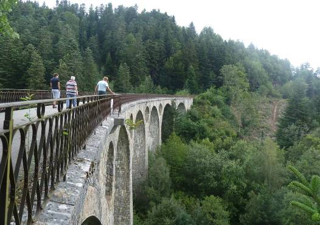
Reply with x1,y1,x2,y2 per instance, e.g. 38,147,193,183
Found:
1,0,294,93
134,79,320,224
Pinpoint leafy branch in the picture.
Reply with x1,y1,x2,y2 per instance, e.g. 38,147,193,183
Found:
288,165,320,221
126,119,143,130
20,93,35,122
0,0,19,38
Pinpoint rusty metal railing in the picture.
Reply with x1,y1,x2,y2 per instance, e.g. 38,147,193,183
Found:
0,94,120,225
0,89,93,104
0,93,189,224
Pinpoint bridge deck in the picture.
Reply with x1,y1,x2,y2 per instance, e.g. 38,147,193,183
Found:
0,104,63,133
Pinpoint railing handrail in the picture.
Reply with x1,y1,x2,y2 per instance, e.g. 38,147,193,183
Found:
0,88,51,92
0,94,115,108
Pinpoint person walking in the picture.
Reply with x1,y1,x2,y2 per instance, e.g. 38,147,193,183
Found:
66,76,78,108
95,76,114,97
50,73,60,108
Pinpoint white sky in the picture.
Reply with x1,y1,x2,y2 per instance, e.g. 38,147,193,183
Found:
35,0,320,69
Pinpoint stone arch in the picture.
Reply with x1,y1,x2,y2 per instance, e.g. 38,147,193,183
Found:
133,111,146,194
114,126,131,225
161,104,174,143
105,142,114,198
81,216,102,225
177,103,187,115
149,106,160,152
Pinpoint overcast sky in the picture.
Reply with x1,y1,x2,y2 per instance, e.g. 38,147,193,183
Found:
35,0,320,70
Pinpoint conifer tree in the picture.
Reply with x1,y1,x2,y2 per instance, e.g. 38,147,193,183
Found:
135,75,154,93
276,81,311,148
55,59,73,86
58,50,84,89
104,52,115,79
0,37,24,88
27,50,46,89
185,65,199,94
288,165,320,221
83,47,99,91
123,34,148,86
37,28,55,82
115,63,133,93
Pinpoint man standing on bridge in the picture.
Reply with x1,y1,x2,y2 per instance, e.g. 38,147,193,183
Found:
66,76,78,108
95,76,114,97
50,73,60,108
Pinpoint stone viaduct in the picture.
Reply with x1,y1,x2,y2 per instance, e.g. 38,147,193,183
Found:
33,96,193,225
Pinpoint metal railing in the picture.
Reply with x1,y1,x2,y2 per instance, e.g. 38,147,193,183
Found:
0,89,93,104
0,93,186,225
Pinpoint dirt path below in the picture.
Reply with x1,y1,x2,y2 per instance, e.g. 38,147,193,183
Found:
271,100,283,132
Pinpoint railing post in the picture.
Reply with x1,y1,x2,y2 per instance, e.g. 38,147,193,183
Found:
119,95,122,116
0,107,14,225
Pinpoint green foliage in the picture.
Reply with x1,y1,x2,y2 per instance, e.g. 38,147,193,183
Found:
221,64,249,103
254,138,287,189
144,198,195,225
239,187,285,225
163,51,186,91
184,65,200,94
175,89,190,96
198,196,230,225
220,64,260,135
145,156,172,205
242,58,269,92
288,165,320,221
126,119,143,130
287,130,320,161
27,50,46,89
20,93,35,121
174,88,237,146
279,190,316,225
160,133,188,190
0,0,19,38
115,63,133,92
135,75,155,93
20,93,34,102
277,80,314,148
181,141,223,197
133,211,144,225
280,80,294,99
134,154,172,216
82,47,99,91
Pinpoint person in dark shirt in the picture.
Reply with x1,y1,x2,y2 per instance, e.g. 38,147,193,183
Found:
50,73,60,108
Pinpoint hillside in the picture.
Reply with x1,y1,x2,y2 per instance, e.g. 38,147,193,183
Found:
255,98,287,139
1,0,292,96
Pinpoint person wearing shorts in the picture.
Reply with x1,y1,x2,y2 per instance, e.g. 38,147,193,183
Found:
50,73,60,108
95,76,114,98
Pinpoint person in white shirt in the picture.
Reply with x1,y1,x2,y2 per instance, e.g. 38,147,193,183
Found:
95,76,114,96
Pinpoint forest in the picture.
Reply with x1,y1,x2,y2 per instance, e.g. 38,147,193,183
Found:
2,1,320,224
